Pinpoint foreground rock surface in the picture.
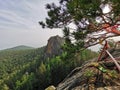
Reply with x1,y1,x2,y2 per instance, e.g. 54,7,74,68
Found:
56,58,120,90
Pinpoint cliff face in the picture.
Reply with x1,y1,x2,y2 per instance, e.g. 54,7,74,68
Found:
44,35,65,59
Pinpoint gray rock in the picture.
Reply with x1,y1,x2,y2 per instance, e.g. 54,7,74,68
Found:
44,35,65,59
56,59,120,90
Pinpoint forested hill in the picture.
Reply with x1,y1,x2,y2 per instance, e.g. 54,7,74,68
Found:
0,36,98,90
0,45,34,51
0,46,45,90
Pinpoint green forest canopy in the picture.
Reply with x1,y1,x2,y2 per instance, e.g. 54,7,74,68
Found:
0,46,97,90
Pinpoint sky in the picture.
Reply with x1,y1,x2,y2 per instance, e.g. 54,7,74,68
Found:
0,0,120,51
0,0,63,50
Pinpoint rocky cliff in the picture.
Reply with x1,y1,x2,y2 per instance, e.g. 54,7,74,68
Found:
44,35,65,59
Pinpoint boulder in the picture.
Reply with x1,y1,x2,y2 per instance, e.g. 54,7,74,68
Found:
45,85,56,90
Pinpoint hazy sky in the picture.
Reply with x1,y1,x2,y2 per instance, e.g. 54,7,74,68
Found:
0,0,120,51
0,0,63,50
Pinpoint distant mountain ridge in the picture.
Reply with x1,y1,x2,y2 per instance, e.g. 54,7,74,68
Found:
1,45,34,51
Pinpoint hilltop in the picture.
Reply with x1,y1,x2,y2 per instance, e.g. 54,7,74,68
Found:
0,45,34,51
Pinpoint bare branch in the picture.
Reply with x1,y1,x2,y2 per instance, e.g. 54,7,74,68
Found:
85,34,120,49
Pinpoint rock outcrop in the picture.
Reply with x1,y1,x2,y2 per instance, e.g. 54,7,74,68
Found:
56,58,120,90
44,35,65,59
56,47,120,90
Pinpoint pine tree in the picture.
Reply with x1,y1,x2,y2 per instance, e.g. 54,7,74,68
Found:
40,0,120,53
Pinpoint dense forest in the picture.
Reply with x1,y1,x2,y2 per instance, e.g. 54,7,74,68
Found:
0,45,98,90
2,0,120,89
